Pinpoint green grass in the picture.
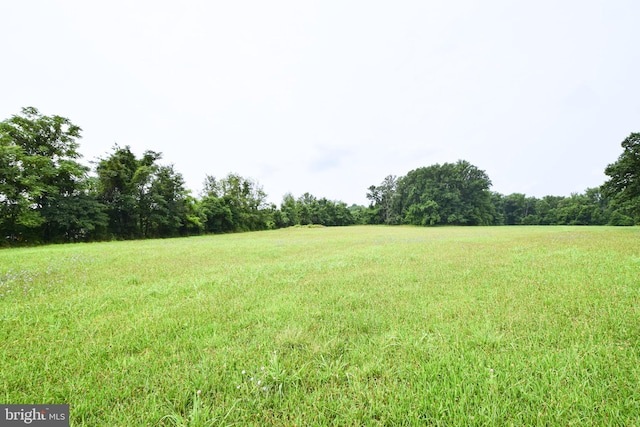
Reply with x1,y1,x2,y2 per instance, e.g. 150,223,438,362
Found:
1,226,639,425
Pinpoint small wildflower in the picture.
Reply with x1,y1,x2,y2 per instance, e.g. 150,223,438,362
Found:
261,366,265,371
257,380,262,386
241,370,246,375
196,390,201,395
250,377,254,381
262,386,267,391
490,368,494,374
237,385,241,389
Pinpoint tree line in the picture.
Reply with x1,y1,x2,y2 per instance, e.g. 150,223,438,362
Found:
364,162,635,227
365,137,639,227
1,108,638,245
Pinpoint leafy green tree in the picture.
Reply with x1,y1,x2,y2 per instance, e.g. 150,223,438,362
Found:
556,193,590,225
264,203,284,229
280,193,299,226
404,200,440,226
366,175,398,224
200,173,269,232
308,197,353,226
199,175,233,233
147,164,191,237
489,193,506,225
278,192,354,227
39,192,108,242
532,196,561,225
297,192,315,225
332,201,354,226
348,204,368,225
96,146,191,238
602,133,640,224
131,150,162,237
608,209,635,226
310,197,330,225
552,189,610,226
500,193,537,225
200,196,234,233
395,160,494,226
95,145,140,238
183,196,206,235
584,187,610,225
453,160,495,225
0,107,105,243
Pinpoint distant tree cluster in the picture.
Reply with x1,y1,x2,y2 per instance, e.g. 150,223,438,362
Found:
274,193,355,228
366,161,494,226
0,108,360,245
365,139,639,227
1,108,637,245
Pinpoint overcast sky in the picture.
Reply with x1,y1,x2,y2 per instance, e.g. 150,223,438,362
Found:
3,1,639,205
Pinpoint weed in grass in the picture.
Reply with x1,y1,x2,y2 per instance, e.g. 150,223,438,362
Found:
159,389,238,427
0,270,38,298
236,350,304,401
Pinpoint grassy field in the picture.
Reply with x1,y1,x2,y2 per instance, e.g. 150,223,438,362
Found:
1,225,639,425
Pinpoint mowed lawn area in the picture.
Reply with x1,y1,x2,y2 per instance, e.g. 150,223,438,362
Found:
1,226,639,425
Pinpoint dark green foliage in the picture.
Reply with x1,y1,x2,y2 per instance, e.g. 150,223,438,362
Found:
404,200,440,226
608,210,635,226
277,192,355,227
556,191,607,225
366,175,398,224
500,193,535,225
530,196,563,225
0,107,107,243
399,160,494,225
368,160,494,226
94,145,140,238
367,155,628,227
39,192,109,242
200,195,234,233
95,146,192,239
2,107,636,245
200,173,270,232
347,204,369,225
279,193,299,226
489,193,505,225
148,165,191,237
602,133,640,224
491,189,612,226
